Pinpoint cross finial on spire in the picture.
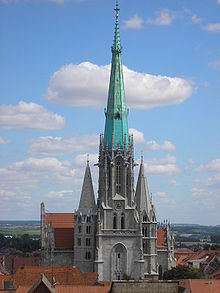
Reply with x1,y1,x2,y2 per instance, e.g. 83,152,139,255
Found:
114,0,120,20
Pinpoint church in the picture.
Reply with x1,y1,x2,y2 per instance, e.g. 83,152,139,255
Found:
40,2,175,281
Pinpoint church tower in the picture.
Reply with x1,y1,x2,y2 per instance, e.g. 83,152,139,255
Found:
95,1,144,281
74,160,96,272
135,157,158,278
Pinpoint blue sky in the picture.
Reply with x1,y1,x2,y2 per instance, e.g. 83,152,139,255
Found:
0,0,219,225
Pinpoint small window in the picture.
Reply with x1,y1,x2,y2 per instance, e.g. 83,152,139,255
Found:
113,213,117,229
77,238,81,246
121,214,125,229
118,253,120,259
86,238,91,246
78,216,81,223
86,251,91,260
78,226,81,233
86,226,91,234
86,216,91,223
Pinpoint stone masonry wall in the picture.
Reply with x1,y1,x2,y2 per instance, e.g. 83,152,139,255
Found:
111,281,178,293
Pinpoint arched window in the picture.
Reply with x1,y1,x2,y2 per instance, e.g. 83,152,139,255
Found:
121,213,125,229
113,213,117,229
116,161,121,194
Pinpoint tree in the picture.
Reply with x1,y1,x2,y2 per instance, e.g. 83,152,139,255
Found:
163,265,204,280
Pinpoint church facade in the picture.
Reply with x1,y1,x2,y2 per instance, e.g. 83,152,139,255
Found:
40,2,175,281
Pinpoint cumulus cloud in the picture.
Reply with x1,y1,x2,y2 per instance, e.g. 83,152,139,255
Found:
147,9,175,26
47,190,74,199
74,153,98,166
192,158,220,214
197,158,220,172
209,58,220,70
45,62,194,110
154,191,176,207
0,101,65,130
217,0,220,6
123,14,144,29
30,134,98,156
129,128,176,152
191,15,201,24
0,136,11,145
129,128,145,144
145,155,181,175
205,23,220,32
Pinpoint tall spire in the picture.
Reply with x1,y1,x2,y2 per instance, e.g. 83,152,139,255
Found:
104,0,129,150
78,161,96,214
135,159,152,215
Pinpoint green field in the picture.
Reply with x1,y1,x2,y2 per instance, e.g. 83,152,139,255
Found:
0,226,40,238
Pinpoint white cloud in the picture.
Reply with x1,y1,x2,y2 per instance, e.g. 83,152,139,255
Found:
129,128,176,153
209,57,220,70
30,134,98,156
147,9,174,26
45,62,194,110
47,190,74,199
123,14,144,29
188,159,195,165
205,23,220,32
170,179,178,187
74,153,98,166
145,155,181,175
145,140,176,152
154,191,176,207
129,128,176,152
161,140,176,152
191,15,201,24
0,101,65,130
0,136,11,145
129,128,145,144
217,0,220,6
197,158,220,172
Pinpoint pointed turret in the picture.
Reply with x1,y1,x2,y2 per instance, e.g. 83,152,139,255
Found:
104,0,129,150
135,157,152,215
78,160,96,214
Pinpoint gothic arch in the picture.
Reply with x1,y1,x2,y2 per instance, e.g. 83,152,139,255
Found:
111,243,127,280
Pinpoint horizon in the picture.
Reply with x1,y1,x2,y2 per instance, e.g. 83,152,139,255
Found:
0,0,219,225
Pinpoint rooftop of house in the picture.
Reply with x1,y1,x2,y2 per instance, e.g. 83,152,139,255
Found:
46,213,74,229
179,279,220,293
157,228,165,247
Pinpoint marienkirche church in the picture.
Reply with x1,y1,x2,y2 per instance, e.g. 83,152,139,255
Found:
40,1,176,281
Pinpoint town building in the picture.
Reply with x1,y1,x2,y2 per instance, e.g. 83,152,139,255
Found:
40,1,175,281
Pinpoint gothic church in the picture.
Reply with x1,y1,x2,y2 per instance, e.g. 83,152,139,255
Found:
40,2,175,281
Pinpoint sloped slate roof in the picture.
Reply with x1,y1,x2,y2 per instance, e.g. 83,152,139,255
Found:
78,162,96,215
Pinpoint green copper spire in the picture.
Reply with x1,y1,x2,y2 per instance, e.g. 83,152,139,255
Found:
104,0,129,150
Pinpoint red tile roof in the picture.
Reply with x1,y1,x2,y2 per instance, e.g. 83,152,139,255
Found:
13,266,98,288
46,213,74,229
157,228,165,247
15,286,31,293
179,279,220,293
13,256,40,273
